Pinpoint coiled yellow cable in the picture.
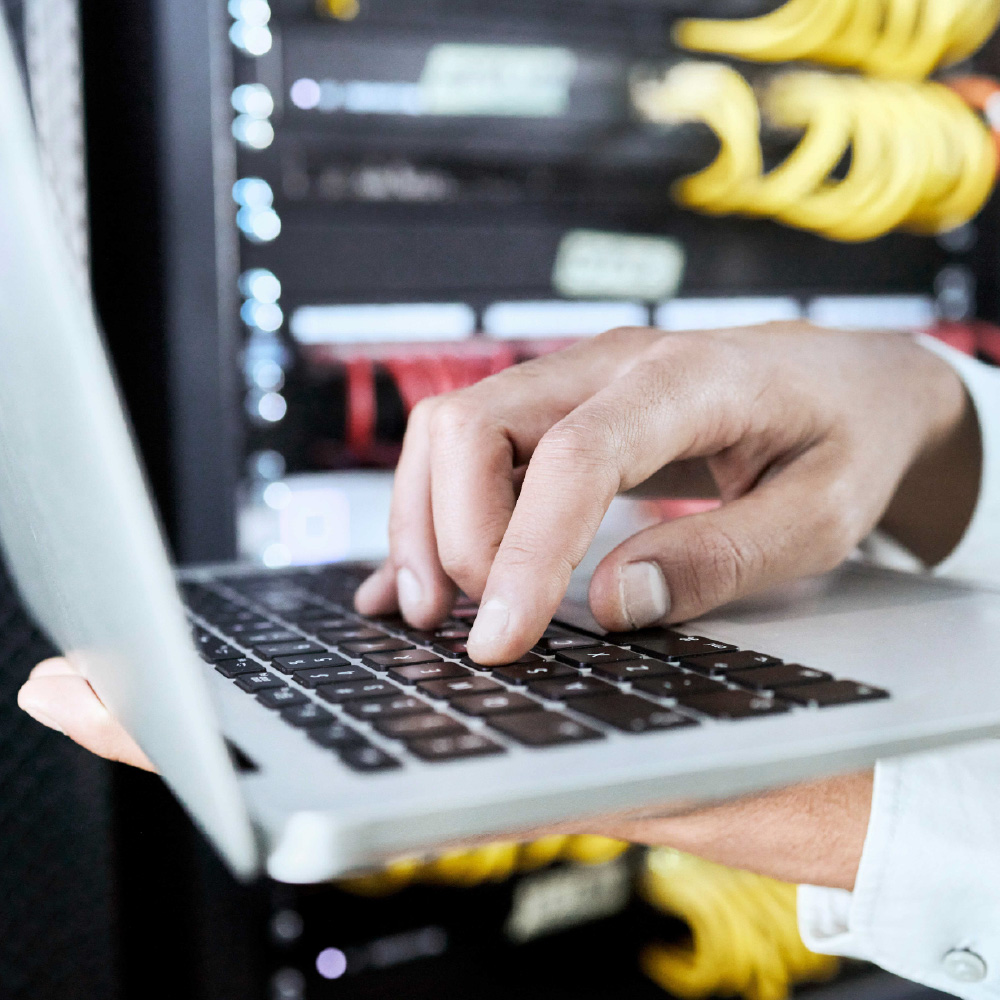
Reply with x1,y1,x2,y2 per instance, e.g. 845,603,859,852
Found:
336,835,629,896
635,64,998,242
675,0,1000,80
640,848,839,1000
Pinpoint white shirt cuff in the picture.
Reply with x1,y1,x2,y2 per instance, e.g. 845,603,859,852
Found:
916,335,1000,584
799,741,1000,998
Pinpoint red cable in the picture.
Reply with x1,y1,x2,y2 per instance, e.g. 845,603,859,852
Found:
345,356,376,462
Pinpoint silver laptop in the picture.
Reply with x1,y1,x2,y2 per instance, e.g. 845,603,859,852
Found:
2,17,1000,884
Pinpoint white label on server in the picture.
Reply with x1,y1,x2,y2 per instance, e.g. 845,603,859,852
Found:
553,230,686,301
421,44,578,118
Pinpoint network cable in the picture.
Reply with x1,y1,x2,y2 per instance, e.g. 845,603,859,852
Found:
634,64,998,241
675,0,1000,81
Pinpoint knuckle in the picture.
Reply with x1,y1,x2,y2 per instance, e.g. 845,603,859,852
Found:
407,396,437,433
437,547,487,591
680,521,762,606
594,325,651,349
427,394,483,446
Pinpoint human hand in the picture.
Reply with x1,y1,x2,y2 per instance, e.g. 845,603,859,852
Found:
18,657,155,770
355,323,978,664
16,657,870,888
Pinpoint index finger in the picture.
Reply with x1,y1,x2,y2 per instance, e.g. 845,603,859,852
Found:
465,339,756,663
426,327,664,601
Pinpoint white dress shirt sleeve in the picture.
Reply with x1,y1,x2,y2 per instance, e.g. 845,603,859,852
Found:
798,338,1000,996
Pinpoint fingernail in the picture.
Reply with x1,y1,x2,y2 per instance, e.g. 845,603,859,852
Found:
619,561,670,629
17,688,65,734
396,567,423,617
469,598,510,647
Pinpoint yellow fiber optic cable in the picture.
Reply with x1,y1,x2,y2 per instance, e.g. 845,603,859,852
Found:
336,835,629,896
675,0,1000,81
640,848,839,1000
633,63,761,213
750,74,854,214
637,65,998,242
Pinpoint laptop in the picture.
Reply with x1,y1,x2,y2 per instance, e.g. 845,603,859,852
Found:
2,17,1000,884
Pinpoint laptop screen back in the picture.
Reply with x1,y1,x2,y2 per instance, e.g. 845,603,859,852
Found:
0,15,257,877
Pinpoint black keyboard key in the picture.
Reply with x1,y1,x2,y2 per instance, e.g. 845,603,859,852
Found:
362,649,442,670
341,638,414,656
209,609,266,626
527,677,615,700
573,694,698,734
489,711,604,747
554,646,638,668
389,662,471,685
293,609,349,624
434,626,470,640
679,690,790,719
536,635,601,652
375,713,468,741
730,664,831,690
680,650,781,675
214,658,260,678
432,638,472,656
294,665,372,688
417,676,506,700
451,691,541,717
316,679,398,703
408,733,505,762
257,687,308,709
320,627,387,644
344,696,428,721
449,607,479,620
281,702,335,727
272,651,349,675
254,640,325,659
590,658,675,682
234,672,285,693
339,745,402,772
492,661,575,685
223,622,279,638
463,652,542,669
307,722,367,749
628,632,737,660
194,630,242,663
633,673,727,698
296,617,353,633
776,680,889,707
241,629,300,645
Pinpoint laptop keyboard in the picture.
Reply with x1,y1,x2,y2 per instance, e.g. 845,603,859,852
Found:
180,566,889,775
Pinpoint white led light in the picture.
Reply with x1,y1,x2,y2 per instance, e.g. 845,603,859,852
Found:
263,481,293,510
257,391,288,423
232,176,273,208
262,543,292,568
251,449,286,480
241,300,284,332
290,78,321,110
232,83,274,118
230,22,272,57
232,115,275,149
251,359,285,392
240,269,282,303
228,0,271,26
237,207,282,243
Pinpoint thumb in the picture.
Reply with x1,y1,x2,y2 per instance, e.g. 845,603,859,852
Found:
589,451,863,630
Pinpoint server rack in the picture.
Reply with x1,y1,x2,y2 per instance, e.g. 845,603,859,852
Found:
78,3,993,999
